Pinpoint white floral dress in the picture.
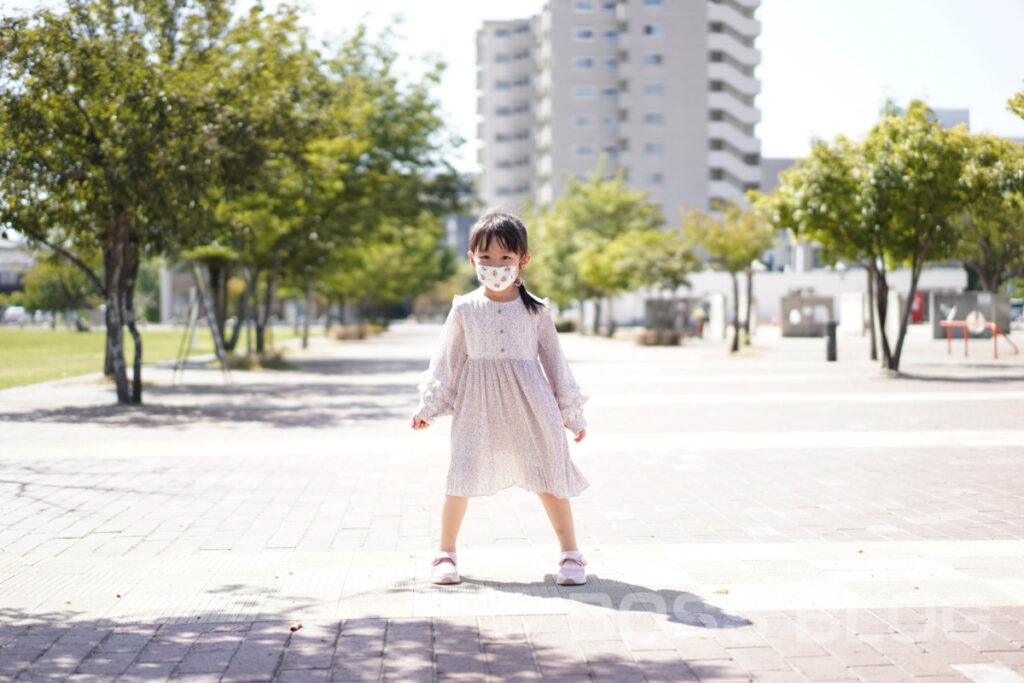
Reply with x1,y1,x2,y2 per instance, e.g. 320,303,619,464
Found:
416,287,589,498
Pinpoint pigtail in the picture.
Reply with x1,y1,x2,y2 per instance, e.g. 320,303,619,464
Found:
516,278,544,314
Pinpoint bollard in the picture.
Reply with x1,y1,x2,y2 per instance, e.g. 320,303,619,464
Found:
825,321,838,361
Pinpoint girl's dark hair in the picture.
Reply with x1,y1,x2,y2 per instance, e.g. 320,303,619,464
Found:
469,212,545,314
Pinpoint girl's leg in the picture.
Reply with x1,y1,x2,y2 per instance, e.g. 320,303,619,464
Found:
440,495,469,552
537,492,578,551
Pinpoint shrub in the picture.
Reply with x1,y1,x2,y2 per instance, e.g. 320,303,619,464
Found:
225,351,293,370
554,318,578,333
331,325,368,340
635,329,681,346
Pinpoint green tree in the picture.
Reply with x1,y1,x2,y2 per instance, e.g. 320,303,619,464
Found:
861,101,968,370
1010,85,1024,121
684,202,775,352
602,228,699,297
530,161,664,333
20,253,101,326
220,25,465,353
770,101,969,371
0,0,278,402
952,134,1024,293
762,135,884,360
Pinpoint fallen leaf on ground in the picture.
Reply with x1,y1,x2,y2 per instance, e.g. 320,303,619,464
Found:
713,588,729,595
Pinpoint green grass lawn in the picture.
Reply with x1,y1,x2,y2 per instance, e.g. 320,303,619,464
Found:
0,325,306,390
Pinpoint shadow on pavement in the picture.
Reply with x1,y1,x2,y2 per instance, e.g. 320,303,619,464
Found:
461,576,750,629
0,608,733,680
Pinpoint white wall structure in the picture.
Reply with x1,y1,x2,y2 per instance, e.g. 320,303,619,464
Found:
595,266,968,330
478,0,762,216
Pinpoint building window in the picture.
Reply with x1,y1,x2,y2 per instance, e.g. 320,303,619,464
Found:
710,109,724,121
496,80,512,90
745,154,760,165
601,87,617,101
603,29,617,42
495,28,511,37
710,51,724,62
645,0,663,6
574,85,596,99
603,58,618,71
745,183,760,192
574,0,595,11
710,139,724,150
574,115,596,128
575,28,594,40
515,23,530,33
603,146,619,157
603,116,618,129
644,24,663,35
643,113,664,124
495,54,512,63
575,144,596,156
644,143,665,154
574,57,595,69
643,83,664,95
710,80,724,92
710,169,724,180
643,54,663,65
645,172,664,184
514,49,530,59
710,22,724,33
602,2,616,13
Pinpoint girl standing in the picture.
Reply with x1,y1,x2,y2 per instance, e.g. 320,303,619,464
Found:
412,212,589,586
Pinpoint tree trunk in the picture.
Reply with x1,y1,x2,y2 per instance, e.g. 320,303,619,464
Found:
302,280,313,349
255,267,278,354
865,265,878,361
103,242,131,403
124,260,143,403
591,298,601,336
875,268,894,370
730,271,740,353
743,267,753,345
226,267,257,353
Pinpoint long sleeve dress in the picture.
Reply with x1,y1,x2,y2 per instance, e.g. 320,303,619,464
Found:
415,287,589,499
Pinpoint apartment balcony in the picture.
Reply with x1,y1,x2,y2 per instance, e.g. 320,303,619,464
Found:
708,32,760,67
708,62,760,96
708,122,760,154
709,92,761,126
708,179,749,203
721,0,760,12
708,1,761,37
709,150,762,184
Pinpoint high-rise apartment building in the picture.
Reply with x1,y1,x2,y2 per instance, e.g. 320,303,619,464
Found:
477,0,761,218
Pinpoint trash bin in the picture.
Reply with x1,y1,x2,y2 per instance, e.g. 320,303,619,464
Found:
825,321,838,362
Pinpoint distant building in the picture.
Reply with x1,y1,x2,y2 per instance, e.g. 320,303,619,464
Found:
0,239,33,296
477,0,762,216
932,108,970,130
443,215,477,256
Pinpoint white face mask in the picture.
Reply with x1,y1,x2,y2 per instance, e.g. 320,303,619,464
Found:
475,262,520,292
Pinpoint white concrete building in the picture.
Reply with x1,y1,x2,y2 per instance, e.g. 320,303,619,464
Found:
477,0,761,217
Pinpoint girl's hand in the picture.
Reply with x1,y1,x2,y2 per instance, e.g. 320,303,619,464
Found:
574,429,586,443
412,416,430,430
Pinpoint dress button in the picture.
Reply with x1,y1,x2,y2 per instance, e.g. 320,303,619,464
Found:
500,348,505,352
499,329,504,333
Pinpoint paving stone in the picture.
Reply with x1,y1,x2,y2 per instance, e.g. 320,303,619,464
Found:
3,323,1024,681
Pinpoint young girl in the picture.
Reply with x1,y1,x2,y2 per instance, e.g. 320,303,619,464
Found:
412,212,589,586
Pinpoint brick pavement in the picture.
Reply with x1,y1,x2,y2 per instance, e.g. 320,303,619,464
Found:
1,321,1023,681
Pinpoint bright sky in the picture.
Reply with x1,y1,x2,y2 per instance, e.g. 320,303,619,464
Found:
5,0,1024,171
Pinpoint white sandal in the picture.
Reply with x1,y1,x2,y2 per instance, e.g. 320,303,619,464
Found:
556,550,587,586
431,550,460,585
